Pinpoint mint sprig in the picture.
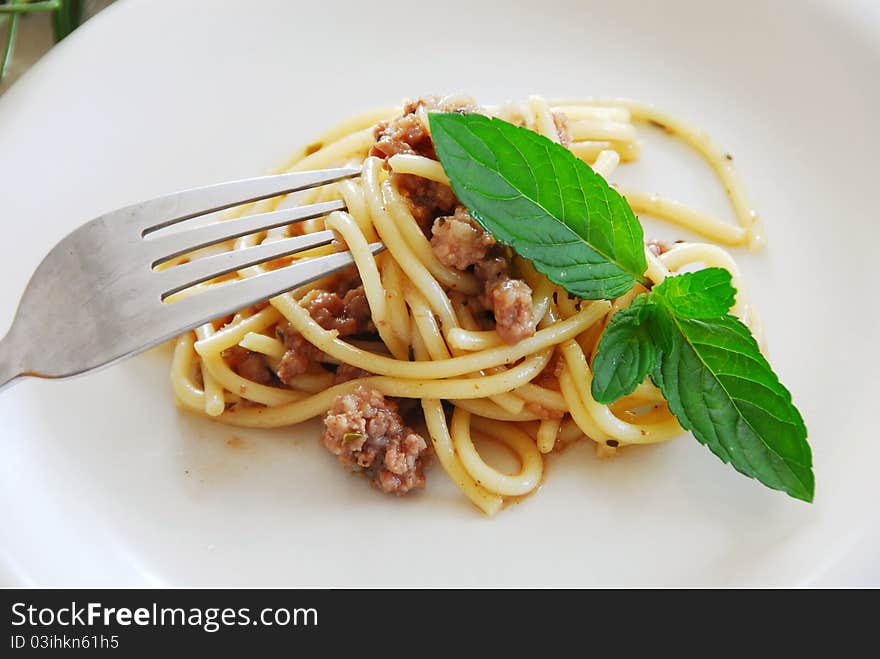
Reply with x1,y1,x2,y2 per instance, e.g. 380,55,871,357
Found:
652,266,735,318
593,269,813,502
429,112,649,299
428,111,812,502
590,295,658,403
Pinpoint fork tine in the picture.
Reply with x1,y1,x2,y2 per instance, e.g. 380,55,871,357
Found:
133,167,360,236
158,230,337,299
146,200,345,266
167,243,386,331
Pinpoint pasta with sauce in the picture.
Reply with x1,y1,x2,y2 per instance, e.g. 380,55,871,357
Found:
167,94,765,515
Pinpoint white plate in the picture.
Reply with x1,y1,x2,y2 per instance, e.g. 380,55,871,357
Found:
1,0,878,586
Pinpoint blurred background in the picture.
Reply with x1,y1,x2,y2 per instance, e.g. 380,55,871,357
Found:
0,0,113,94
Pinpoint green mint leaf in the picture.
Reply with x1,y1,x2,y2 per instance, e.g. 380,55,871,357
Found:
590,295,659,404
589,265,813,501
652,267,737,318
429,112,648,300
650,310,813,502
426,108,813,501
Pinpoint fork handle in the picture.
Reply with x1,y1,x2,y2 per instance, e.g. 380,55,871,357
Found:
0,333,24,391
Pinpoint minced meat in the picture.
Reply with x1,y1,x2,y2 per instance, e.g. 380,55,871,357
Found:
300,285,374,336
393,175,458,229
430,206,496,270
322,386,430,495
483,277,535,345
373,96,476,230
223,346,274,385
275,273,376,385
370,95,478,160
371,112,435,160
275,326,322,385
474,256,536,345
333,363,372,384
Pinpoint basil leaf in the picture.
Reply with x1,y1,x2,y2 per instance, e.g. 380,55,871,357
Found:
429,112,648,300
590,295,659,404
653,267,736,318
650,311,813,502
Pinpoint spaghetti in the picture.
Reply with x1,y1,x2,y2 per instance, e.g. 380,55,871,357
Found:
168,94,765,515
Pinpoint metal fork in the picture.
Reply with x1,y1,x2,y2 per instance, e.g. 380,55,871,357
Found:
0,166,381,389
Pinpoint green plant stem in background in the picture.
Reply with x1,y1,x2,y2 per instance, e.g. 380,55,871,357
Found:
0,0,84,82
0,0,22,81
0,1,62,14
